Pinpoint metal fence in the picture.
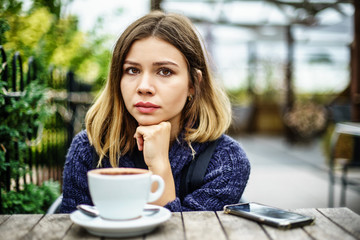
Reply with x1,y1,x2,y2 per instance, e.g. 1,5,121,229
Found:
0,46,93,212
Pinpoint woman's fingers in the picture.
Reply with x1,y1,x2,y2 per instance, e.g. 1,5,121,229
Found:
135,134,144,151
133,122,171,166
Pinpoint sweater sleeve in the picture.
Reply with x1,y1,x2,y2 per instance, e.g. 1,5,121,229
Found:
59,130,94,213
165,136,250,212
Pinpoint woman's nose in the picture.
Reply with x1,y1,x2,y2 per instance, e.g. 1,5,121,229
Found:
136,73,155,95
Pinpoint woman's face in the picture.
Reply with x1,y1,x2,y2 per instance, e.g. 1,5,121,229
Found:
120,37,193,131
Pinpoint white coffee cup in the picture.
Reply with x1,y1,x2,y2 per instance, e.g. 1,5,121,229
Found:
87,167,164,220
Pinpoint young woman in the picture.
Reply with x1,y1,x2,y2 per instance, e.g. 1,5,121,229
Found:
60,11,250,213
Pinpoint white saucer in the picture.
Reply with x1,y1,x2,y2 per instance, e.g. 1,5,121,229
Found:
70,204,171,238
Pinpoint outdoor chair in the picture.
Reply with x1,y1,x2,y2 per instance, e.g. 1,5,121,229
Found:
47,194,63,214
328,122,360,207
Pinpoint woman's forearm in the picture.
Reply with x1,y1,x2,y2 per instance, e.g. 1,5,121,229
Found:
149,161,176,206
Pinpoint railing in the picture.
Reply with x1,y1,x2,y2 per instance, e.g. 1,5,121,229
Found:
0,46,93,213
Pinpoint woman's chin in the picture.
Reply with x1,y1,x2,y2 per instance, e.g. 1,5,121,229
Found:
136,119,163,126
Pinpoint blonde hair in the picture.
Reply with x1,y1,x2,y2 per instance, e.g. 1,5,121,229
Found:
85,11,231,167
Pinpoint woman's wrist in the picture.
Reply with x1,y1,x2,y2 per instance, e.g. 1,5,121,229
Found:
149,160,176,206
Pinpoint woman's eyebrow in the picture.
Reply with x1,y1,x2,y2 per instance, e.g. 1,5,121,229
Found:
123,60,141,66
153,61,179,68
123,60,179,68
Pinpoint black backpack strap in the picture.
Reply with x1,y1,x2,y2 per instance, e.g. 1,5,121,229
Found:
132,148,148,169
180,139,218,201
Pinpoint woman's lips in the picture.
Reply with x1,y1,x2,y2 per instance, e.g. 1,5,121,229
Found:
134,102,160,113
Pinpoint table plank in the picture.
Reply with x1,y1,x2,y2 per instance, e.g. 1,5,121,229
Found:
146,212,184,240
0,215,11,225
63,213,183,240
104,236,142,240
294,208,358,240
217,211,270,240
0,208,358,240
0,214,43,240
63,218,143,240
24,214,73,240
317,208,360,239
182,211,226,240
263,225,312,240
262,221,312,240
63,223,100,240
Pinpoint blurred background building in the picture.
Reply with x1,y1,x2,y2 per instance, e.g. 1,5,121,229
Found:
65,0,357,136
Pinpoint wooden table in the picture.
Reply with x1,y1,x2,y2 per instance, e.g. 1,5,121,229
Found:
1,208,359,240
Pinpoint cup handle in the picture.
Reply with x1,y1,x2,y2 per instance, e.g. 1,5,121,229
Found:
147,175,165,203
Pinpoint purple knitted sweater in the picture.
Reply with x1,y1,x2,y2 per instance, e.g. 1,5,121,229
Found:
60,130,250,213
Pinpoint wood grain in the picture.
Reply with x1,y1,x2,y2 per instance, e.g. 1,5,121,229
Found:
63,223,100,240
217,211,270,240
146,212,184,240
262,223,312,240
294,208,358,240
317,207,360,239
0,214,43,240
182,211,226,240
0,208,358,240
24,214,73,240
0,215,10,225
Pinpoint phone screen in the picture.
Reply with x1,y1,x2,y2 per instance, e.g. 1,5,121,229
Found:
224,202,315,229
227,203,307,221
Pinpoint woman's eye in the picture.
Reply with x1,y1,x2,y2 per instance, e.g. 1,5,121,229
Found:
159,68,173,77
126,67,140,75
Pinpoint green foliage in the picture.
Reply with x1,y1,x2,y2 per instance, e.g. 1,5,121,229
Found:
0,19,10,45
31,0,63,19
308,53,333,65
0,68,63,215
1,0,111,90
0,80,61,213
0,0,23,17
227,88,252,105
0,0,113,213
0,80,52,194
1,180,60,214
0,81,51,147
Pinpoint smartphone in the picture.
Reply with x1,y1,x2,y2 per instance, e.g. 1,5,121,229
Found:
223,202,315,229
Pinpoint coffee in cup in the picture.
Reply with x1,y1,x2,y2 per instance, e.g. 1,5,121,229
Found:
87,168,164,220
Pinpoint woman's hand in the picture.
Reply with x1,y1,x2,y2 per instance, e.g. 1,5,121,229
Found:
134,121,176,205
134,121,171,168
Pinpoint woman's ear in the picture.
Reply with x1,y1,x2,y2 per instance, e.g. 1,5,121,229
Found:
189,68,202,96
189,85,195,96
196,69,202,83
